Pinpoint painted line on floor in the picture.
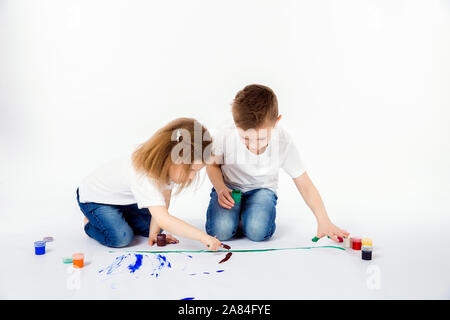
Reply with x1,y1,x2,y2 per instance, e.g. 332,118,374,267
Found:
109,245,345,254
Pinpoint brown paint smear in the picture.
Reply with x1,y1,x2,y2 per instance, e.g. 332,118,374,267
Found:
219,252,232,264
219,243,232,264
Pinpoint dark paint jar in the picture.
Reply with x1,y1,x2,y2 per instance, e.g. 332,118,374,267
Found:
157,233,166,247
362,246,372,260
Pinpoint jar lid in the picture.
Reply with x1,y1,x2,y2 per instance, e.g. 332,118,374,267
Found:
72,253,84,260
34,241,46,247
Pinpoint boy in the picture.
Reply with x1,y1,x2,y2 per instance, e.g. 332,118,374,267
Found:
206,84,348,242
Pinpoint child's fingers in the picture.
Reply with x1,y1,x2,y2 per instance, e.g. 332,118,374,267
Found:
335,230,346,238
221,200,234,208
211,236,221,251
220,196,234,209
223,192,235,205
166,235,179,244
208,242,218,251
316,232,325,239
219,200,232,209
328,234,339,242
337,229,350,238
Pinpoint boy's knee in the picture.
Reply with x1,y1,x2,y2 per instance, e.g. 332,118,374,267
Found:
206,216,238,241
250,188,277,206
243,220,276,242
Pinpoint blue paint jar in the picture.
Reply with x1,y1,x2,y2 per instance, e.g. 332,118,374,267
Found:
34,241,46,255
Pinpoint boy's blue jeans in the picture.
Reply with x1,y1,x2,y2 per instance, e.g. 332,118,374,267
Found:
76,189,151,247
205,187,277,242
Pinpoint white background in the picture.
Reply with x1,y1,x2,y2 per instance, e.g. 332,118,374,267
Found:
1,0,449,299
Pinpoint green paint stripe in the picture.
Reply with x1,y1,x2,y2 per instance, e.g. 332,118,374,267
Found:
109,245,345,254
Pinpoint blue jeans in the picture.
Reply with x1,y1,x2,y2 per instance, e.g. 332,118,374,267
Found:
205,188,277,242
76,189,151,247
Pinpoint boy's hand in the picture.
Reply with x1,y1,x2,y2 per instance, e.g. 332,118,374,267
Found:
216,187,235,210
148,233,179,246
200,234,222,251
316,220,349,242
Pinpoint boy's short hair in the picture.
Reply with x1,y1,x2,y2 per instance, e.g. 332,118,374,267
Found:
232,84,279,130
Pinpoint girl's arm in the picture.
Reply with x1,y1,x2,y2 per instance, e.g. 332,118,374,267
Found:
147,205,222,250
293,171,349,242
148,189,178,246
206,164,235,209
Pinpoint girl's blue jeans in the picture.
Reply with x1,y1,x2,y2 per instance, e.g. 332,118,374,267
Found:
205,187,278,242
76,189,151,247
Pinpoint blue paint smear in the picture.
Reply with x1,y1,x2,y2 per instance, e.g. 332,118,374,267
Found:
203,272,210,274
100,254,130,275
181,297,195,300
99,252,200,279
216,270,224,273
128,254,143,273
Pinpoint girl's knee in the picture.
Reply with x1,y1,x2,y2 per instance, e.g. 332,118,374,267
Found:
108,228,134,247
98,225,134,248
84,222,134,247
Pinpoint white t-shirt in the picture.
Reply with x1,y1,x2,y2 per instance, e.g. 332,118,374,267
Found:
212,123,305,193
78,156,173,208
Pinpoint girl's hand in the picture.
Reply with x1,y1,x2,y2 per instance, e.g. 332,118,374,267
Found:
200,234,222,251
148,233,179,246
316,220,349,242
217,187,235,210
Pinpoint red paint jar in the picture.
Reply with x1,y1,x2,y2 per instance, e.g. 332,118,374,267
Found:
351,237,362,250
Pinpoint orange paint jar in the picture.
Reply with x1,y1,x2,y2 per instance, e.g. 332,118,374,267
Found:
72,253,84,268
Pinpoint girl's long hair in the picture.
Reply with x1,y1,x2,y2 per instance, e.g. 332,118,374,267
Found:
132,118,212,192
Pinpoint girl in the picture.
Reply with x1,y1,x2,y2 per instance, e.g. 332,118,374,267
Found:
76,118,221,250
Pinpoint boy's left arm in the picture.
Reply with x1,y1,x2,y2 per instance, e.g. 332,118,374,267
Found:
148,189,179,246
293,172,349,242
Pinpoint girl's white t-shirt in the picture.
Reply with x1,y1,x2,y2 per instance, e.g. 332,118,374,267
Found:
212,123,305,194
78,156,173,208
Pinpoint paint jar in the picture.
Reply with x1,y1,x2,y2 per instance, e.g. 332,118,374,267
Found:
362,246,372,260
343,237,351,248
34,241,46,255
231,190,241,204
351,237,362,250
157,233,166,247
72,253,84,268
362,238,372,246
62,257,73,264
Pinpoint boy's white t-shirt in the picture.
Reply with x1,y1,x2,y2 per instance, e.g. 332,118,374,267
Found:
212,123,305,194
78,156,173,209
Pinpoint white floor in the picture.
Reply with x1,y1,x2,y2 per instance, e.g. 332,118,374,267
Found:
1,212,449,299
